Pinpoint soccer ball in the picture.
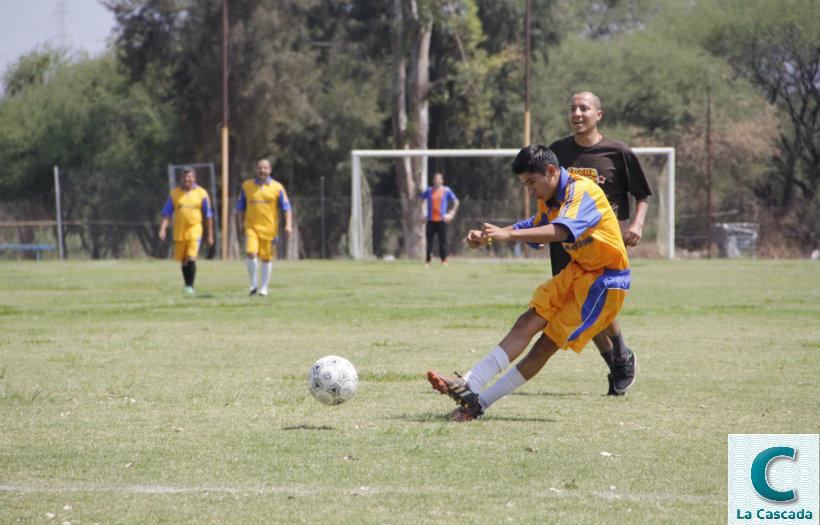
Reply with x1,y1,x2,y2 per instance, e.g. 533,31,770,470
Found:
307,355,358,406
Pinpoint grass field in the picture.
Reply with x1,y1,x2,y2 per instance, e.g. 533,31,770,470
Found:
1,258,818,524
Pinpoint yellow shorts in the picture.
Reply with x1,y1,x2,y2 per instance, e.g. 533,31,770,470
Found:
530,262,630,353
173,238,201,262
245,229,276,261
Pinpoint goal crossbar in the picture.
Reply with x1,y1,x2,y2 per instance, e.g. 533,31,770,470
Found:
350,147,675,259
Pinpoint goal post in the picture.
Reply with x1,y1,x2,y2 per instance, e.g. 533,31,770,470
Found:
349,147,675,260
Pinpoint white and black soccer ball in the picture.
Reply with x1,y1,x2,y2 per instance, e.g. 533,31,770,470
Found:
307,355,358,406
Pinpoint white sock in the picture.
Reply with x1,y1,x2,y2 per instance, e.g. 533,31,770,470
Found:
246,257,258,289
463,346,510,394
478,366,527,411
259,260,273,294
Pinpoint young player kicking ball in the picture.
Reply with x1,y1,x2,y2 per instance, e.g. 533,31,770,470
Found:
427,145,631,420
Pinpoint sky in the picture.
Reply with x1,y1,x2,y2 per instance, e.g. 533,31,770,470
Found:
0,0,117,76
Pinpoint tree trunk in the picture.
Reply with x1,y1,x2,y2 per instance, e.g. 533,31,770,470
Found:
389,0,430,259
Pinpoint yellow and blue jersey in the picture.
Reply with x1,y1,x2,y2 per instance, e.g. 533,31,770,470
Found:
162,184,213,241
514,168,628,272
236,177,291,240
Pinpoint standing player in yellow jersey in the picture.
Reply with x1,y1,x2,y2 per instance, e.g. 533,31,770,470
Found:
236,158,292,296
158,166,214,294
427,145,630,420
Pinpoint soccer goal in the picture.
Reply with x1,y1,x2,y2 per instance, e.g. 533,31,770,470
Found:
349,147,675,259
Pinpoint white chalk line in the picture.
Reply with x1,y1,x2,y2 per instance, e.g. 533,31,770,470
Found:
0,484,721,504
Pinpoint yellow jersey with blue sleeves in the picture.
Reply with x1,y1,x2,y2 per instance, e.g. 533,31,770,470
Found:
236,177,292,240
514,168,630,352
514,168,628,272
162,184,213,241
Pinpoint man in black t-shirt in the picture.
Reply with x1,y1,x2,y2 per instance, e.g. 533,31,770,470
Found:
547,91,652,396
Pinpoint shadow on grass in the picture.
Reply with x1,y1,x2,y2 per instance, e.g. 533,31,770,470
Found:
391,412,557,424
283,424,335,431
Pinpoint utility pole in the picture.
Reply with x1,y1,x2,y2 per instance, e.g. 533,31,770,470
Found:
221,0,230,260
523,0,532,219
51,1,71,48
706,85,712,258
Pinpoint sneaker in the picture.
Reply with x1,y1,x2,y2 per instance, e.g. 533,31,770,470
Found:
449,405,484,421
424,262,430,267
427,370,480,411
442,260,448,267
606,373,624,396
259,289,268,297
249,288,258,296
610,348,635,394
183,285,195,295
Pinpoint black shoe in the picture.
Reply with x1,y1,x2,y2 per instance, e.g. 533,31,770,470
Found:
610,348,635,394
249,288,258,296
606,373,624,396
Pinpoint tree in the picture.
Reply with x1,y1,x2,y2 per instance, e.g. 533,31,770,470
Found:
0,50,177,257
690,0,820,249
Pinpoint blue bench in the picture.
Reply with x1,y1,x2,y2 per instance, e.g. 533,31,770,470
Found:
0,244,58,260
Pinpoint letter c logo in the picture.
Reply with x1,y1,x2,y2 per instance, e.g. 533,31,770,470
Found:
751,446,797,502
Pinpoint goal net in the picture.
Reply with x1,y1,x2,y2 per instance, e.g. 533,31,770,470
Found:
349,148,675,259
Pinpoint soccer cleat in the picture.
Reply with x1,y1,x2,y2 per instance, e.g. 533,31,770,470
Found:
249,288,258,296
448,405,484,421
424,262,430,267
259,289,268,297
183,285,195,295
610,348,636,394
441,260,448,267
427,370,480,411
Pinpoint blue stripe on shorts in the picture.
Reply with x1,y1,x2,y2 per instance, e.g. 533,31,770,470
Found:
566,268,631,344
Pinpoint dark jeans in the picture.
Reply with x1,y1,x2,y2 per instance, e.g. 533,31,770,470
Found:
426,221,448,262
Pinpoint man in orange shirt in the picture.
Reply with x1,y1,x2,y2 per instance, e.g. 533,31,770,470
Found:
420,172,459,266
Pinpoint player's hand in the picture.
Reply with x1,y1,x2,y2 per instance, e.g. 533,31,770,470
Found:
207,235,214,247
285,226,293,237
466,229,486,249
444,212,455,223
482,223,509,243
158,229,166,241
624,223,643,247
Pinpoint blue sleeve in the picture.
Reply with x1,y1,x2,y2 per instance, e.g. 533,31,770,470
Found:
446,188,457,202
202,195,214,218
513,214,542,249
550,191,602,243
279,190,292,212
236,188,246,211
161,196,174,216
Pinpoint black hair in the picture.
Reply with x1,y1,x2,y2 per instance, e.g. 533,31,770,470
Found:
511,145,559,175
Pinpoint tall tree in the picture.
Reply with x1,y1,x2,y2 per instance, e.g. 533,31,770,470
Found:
691,0,820,248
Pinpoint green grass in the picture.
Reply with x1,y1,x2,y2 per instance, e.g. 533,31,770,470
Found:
1,258,818,524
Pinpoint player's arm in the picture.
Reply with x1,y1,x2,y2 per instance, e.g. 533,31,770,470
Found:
205,216,214,246
203,195,215,246
624,197,648,247
158,216,171,241
444,197,459,223
159,196,174,241
466,224,515,248
483,222,570,245
236,187,247,237
279,188,293,237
